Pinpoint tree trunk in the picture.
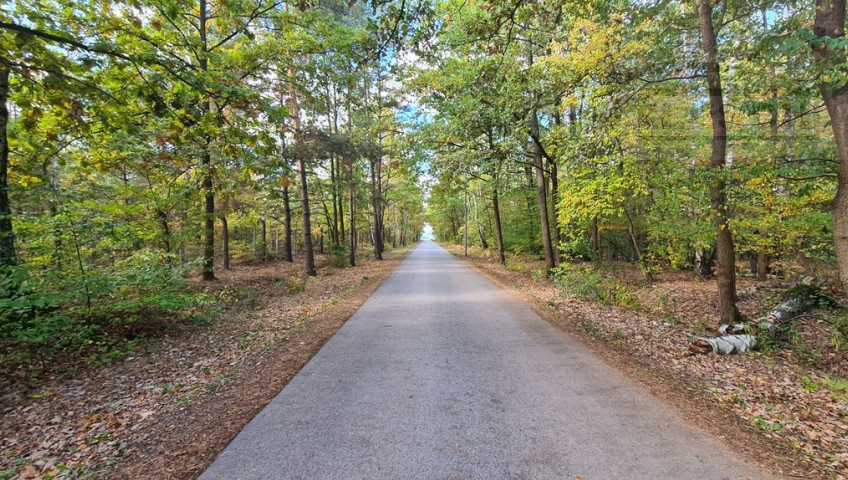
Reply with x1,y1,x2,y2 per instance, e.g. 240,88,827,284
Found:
697,0,741,324
530,106,555,272
199,0,216,281
330,155,339,245
289,72,315,276
757,250,768,281
221,215,230,269
813,0,848,295
492,184,506,264
477,224,488,249
590,217,601,262
0,65,16,268
370,158,384,260
156,208,172,263
202,154,215,279
283,185,293,262
346,77,357,267
348,156,356,267
337,157,345,246
260,218,267,261
548,155,561,266
695,242,715,277
298,160,315,275
322,199,334,252
464,182,469,255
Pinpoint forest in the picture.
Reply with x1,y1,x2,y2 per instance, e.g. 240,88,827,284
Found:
421,0,847,324
1,0,428,372
4,0,848,477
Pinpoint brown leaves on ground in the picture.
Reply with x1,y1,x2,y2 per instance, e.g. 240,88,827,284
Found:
449,245,846,480
0,250,408,479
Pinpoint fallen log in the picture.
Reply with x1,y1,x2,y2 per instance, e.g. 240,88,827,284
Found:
689,282,830,355
755,284,829,330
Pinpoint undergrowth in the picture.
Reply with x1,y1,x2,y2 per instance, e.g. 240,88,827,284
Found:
554,263,639,310
0,250,222,379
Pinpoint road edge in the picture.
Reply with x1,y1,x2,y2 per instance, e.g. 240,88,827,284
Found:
104,245,417,480
447,248,814,480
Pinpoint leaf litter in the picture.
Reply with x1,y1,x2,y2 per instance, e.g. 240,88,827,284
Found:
1,250,409,479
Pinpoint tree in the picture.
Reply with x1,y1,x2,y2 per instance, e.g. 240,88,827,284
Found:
697,0,742,323
0,66,15,267
812,0,848,295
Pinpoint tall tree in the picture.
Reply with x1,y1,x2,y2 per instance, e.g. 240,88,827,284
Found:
0,65,15,267
697,0,742,323
812,0,848,295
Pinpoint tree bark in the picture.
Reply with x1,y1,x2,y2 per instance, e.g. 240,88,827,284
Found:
199,0,216,281
348,156,356,267
289,72,315,276
329,156,339,245
370,158,384,260
697,0,741,324
336,157,345,246
530,106,555,272
260,218,267,261
0,65,17,267
523,162,536,245
492,184,506,264
464,181,468,255
283,185,293,262
813,0,848,295
346,81,356,267
590,217,601,262
757,250,768,280
221,215,230,269
548,155,561,266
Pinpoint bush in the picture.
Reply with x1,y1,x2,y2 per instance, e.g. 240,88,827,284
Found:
0,266,97,365
329,244,349,267
1,250,216,372
83,250,198,327
554,263,639,310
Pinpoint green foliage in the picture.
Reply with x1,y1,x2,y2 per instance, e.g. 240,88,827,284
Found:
0,266,89,361
329,243,349,267
282,275,306,295
801,376,821,393
801,376,848,400
554,263,639,310
753,416,783,432
829,312,848,351
0,252,214,371
1,0,427,374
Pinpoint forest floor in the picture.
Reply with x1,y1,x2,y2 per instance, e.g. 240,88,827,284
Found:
0,247,411,480
445,244,848,480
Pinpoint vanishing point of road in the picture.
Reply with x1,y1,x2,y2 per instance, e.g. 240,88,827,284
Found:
200,241,764,480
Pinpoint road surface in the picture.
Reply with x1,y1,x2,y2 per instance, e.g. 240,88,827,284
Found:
200,241,764,480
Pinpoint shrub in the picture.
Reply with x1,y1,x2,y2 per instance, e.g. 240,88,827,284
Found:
329,244,349,267
1,250,215,372
554,263,639,310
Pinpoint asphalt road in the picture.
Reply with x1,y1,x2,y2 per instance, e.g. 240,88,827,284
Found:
200,241,765,480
